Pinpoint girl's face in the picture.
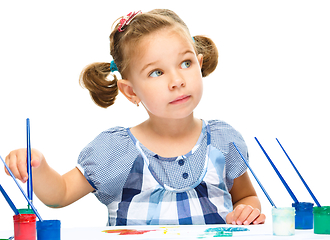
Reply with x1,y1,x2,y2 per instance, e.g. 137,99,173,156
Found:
124,28,203,120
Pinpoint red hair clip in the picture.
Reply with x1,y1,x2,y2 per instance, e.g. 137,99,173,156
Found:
118,10,142,32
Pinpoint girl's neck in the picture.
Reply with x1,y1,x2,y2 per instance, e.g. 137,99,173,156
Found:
130,114,203,157
145,114,200,137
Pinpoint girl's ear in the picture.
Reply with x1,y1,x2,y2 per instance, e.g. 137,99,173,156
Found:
117,79,140,104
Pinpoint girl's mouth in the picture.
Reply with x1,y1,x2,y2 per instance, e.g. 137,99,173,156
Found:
169,95,191,104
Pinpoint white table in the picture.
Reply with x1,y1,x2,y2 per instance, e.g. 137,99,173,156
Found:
0,224,329,239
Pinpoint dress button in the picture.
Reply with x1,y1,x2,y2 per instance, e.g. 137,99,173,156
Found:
182,173,189,179
178,159,184,166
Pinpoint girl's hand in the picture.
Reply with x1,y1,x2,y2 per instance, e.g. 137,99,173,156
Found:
4,148,44,183
5,148,93,208
226,204,266,225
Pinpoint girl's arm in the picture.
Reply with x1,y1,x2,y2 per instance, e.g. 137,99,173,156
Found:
5,148,94,208
226,171,266,225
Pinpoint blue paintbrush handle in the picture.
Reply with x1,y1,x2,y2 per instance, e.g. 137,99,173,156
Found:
0,155,43,221
0,184,19,215
233,142,276,208
276,138,321,207
27,118,33,202
255,137,299,204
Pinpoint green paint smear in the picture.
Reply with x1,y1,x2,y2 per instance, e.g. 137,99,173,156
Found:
198,227,248,238
205,227,249,232
46,204,61,208
214,231,233,237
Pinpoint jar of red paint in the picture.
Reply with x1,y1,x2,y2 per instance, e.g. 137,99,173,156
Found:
13,214,36,240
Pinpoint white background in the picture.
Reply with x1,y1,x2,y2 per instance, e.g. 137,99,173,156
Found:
0,0,329,231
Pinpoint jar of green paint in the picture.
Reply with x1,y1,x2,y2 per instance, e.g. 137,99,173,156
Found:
313,206,330,234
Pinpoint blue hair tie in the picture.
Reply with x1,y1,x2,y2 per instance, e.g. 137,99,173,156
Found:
110,60,118,72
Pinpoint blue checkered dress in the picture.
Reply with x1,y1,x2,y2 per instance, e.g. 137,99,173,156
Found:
77,120,248,226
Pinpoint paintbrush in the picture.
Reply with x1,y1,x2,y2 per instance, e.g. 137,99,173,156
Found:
255,137,299,204
276,138,321,207
233,142,276,208
26,118,33,206
0,155,43,221
0,184,19,215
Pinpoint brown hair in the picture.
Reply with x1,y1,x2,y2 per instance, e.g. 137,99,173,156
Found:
79,9,218,108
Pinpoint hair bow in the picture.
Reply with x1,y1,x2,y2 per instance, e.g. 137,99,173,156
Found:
118,10,142,32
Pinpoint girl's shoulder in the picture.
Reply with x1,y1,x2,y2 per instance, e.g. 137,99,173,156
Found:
206,119,246,150
78,126,137,162
86,126,133,147
207,119,242,136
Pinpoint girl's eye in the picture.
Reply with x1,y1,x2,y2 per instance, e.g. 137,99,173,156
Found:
149,70,163,78
181,60,191,69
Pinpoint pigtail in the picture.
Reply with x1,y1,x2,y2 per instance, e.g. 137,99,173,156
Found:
193,35,218,77
79,62,118,108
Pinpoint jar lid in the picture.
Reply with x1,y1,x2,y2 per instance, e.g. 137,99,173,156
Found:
313,206,330,215
272,207,295,216
18,208,34,214
292,202,314,210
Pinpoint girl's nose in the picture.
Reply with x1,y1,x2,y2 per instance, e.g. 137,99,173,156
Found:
169,74,186,90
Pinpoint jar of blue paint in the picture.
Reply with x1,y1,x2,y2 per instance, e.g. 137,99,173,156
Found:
36,220,61,240
292,202,313,229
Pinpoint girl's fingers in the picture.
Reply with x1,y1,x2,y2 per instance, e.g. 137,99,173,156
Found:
16,149,28,182
242,207,261,225
5,149,28,182
31,149,42,168
253,213,266,225
226,211,235,224
4,149,43,183
5,152,22,181
230,205,266,225
231,204,246,224
234,205,254,225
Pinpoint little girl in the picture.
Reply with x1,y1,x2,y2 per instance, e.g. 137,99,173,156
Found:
5,9,265,226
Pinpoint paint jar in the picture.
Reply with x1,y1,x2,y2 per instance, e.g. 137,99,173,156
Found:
18,208,35,214
292,202,313,229
37,220,61,240
313,206,330,234
13,214,36,240
272,207,295,236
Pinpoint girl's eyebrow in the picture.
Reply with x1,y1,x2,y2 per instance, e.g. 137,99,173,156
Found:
180,49,195,56
141,60,160,74
140,50,195,73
